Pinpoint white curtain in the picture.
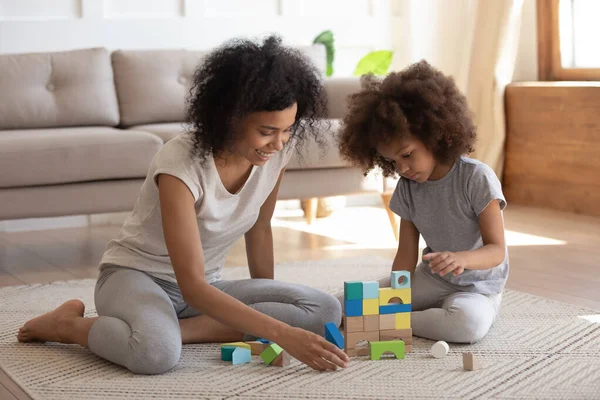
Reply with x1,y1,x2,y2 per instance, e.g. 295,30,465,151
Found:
398,0,525,178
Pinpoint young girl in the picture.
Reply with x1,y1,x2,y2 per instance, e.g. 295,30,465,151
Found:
339,60,508,343
18,36,348,372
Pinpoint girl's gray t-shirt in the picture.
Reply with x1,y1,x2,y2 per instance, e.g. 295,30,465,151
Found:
389,156,508,294
100,132,294,283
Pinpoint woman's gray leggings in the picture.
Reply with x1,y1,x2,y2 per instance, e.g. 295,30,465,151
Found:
88,266,342,375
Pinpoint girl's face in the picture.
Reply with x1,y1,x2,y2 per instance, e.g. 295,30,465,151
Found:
233,103,297,166
376,136,450,182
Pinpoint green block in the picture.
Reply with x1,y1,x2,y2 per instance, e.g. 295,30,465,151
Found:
260,343,284,364
369,340,405,360
221,345,237,361
344,281,363,300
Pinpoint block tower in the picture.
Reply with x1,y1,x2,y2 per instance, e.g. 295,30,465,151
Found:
343,271,412,356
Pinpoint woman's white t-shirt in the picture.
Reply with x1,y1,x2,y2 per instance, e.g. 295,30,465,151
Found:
100,132,294,283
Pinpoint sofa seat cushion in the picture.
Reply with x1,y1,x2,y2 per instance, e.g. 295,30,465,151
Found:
286,119,349,170
0,127,163,188
130,122,188,142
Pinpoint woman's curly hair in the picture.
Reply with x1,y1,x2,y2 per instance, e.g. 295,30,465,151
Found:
338,60,477,177
185,35,326,161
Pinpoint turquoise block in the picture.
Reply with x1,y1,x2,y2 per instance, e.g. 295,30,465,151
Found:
362,281,379,299
221,346,237,361
345,298,363,317
344,281,363,300
232,347,252,365
391,271,411,289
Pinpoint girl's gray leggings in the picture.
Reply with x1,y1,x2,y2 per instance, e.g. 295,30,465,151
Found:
89,266,342,375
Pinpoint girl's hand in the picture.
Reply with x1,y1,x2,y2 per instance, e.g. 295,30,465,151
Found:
277,326,349,371
423,251,466,277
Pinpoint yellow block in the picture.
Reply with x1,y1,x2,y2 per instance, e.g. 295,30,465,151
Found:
396,312,411,329
363,298,379,315
220,342,251,349
379,288,411,306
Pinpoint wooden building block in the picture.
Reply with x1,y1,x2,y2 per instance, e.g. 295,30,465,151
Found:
380,303,411,314
344,299,363,317
363,315,379,332
346,347,370,357
379,314,396,330
463,352,481,371
396,312,411,329
221,346,237,361
379,329,412,342
369,340,405,360
246,341,269,355
391,271,410,289
260,343,283,364
346,331,380,350
362,281,380,299
431,341,449,358
232,347,252,365
363,298,379,315
344,316,364,332
344,281,363,300
325,322,344,349
221,342,251,350
379,288,411,306
271,351,291,367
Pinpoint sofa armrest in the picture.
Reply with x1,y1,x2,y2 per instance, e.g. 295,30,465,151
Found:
323,77,362,119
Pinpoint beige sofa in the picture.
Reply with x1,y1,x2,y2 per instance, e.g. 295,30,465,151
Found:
0,47,396,233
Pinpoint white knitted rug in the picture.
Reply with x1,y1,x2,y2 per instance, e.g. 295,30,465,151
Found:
1,257,599,400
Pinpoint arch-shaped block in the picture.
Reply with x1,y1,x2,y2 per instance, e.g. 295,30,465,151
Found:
369,340,405,360
379,288,411,306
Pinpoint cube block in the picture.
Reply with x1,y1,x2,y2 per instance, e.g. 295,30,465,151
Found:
391,270,411,289
379,314,396,330
363,298,379,315
363,315,379,332
345,299,363,316
344,316,364,333
344,281,363,300
395,312,411,329
362,281,380,299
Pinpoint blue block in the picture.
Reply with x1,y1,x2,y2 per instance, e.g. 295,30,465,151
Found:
379,303,412,314
258,338,272,344
232,347,252,365
391,271,411,289
324,322,344,349
345,299,363,317
362,281,379,299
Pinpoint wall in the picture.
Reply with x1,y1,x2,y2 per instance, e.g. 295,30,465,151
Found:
0,0,402,77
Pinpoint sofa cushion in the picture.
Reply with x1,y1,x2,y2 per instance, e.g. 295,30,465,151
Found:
0,127,162,188
112,45,326,127
286,119,349,170
0,48,120,130
129,122,188,143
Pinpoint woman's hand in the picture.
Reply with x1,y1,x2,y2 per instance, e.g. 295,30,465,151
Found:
276,326,349,371
423,251,466,276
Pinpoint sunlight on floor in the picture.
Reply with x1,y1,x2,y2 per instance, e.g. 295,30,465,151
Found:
578,314,600,324
273,205,567,250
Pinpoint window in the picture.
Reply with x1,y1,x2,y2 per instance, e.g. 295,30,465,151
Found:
537,0,600,80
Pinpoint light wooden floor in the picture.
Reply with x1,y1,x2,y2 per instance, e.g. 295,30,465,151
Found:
1,203,600,399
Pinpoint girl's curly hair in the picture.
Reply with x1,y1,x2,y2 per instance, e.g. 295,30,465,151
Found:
338,60,477,177
185,35,326,161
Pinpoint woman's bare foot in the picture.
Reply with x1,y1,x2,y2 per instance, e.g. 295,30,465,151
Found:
17,299,85,344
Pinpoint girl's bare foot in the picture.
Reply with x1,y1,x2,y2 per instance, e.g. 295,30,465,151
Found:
17,299,85,344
